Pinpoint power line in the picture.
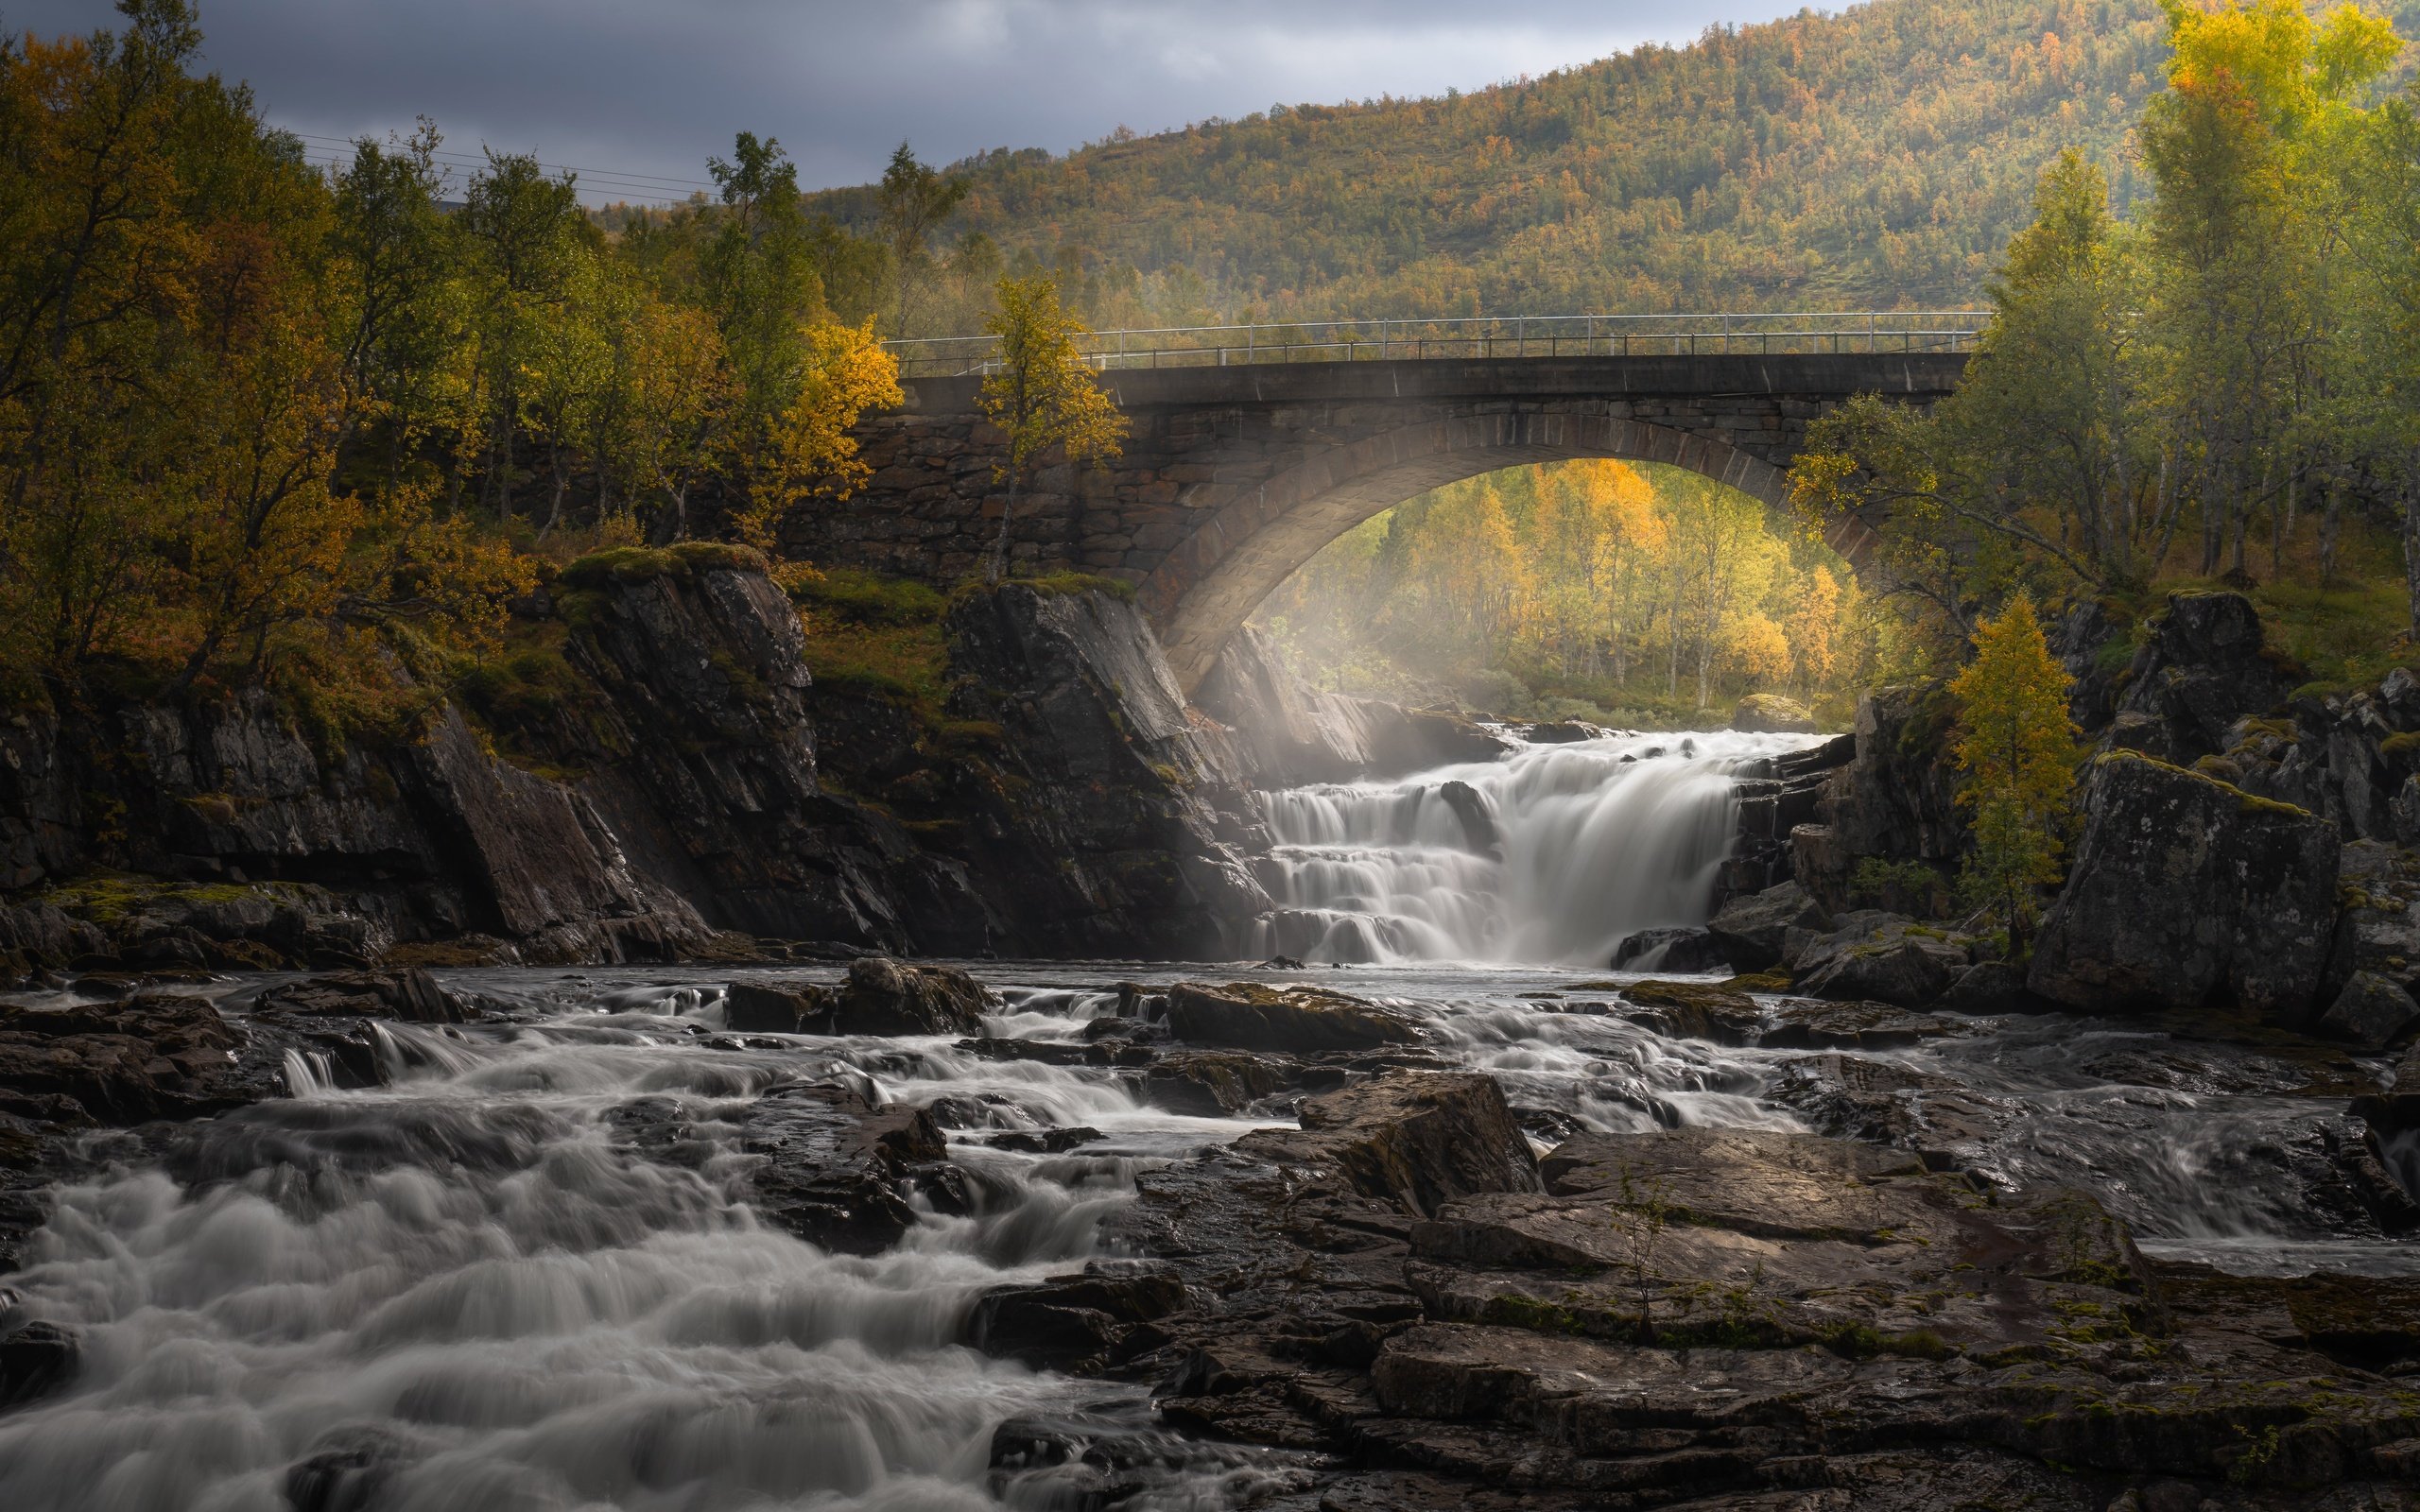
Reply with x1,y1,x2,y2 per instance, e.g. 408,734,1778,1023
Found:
287,131,719,198
291,146,713,203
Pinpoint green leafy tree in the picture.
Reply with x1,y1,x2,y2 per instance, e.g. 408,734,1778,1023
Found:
701,132,823,444
977,275,1125,584
876,143,970,336
461,149,586,520
1947,593,2077,953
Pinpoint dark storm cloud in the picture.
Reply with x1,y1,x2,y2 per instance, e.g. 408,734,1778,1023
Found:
5,1,1813,198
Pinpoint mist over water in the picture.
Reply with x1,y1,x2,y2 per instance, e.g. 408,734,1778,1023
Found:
1253,729,1810,966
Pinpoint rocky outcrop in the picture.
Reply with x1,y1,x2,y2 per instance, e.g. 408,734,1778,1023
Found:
1791,909,1974,1005
2104,590,2302,766
0,997,261,1125
0,557,1293,970
1161,981,1425,1054
2031,751,2341,1019
252,968,472,1024
1785,688,1962,915
723,956,994,1037
942,584,1270,957
1605,925,1726,972
1193,626,1514,786
1704,878,1831,971
729,1084,959,1256
1717,735,1853,907
1729,692,1818,731
1043,1064,2420,1507
1191,624,1381,785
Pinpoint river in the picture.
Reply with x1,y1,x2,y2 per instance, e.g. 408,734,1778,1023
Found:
0,730,2404,1509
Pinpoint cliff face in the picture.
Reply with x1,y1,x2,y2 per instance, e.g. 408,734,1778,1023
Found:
0,556,1278,976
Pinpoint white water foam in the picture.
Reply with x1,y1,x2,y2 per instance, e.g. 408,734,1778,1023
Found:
1253,729,1813,966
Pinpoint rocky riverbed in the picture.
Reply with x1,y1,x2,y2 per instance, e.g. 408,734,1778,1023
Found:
4,958,2420,1509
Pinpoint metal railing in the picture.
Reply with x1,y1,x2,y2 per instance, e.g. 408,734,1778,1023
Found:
885,311,1991,378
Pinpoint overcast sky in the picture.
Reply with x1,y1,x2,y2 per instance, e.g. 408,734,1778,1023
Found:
6,1,1820,200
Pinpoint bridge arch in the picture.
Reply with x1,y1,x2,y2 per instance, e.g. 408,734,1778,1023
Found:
1136,405,1873,691
808,350,1966,694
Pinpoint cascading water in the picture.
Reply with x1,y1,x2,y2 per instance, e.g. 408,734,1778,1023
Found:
1253,729,1815,966
0,984,1304,1512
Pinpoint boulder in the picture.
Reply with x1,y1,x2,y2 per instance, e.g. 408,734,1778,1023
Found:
832,953,982,1035
723,977,830,1034
1163,981,1422,1054
2029,751,2341,1019
966,1261,1187,1370
1607,926,1726,973
1731,693,1818,733
729,957,994,1037
1433,781,1500,858
2318,971,2420,1052
2108,590,2300,765
1141,1051,1295,1115
1616,980,1767,1045
1238,1071,1540,1217
0,1317,77,1409
252,968,473,1024
737,1083,957,1255
1704,881,1831,971
1937,959,2045,1015
1790,912,1969,1006
0,996,259,1125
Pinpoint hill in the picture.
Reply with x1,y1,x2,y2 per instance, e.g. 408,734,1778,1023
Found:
811,0,2194,322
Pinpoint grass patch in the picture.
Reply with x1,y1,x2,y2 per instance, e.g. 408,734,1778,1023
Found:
786,566,954,716
454,621,621,775
558,541,769,590
788,565,949,626
30,871,291,924
1010,570,1137,602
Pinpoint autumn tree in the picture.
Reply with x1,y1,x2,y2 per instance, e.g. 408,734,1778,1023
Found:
1946,593,2077,953
977,275,1124,584
738,318,903,553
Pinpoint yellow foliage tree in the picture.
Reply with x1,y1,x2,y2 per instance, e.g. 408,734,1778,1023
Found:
977,275,1124,584
1723,611,1792,687
738,317,903,553
1946,593,2078,953
1789,565,1842,695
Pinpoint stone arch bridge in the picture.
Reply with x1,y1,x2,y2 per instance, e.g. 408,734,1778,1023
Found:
791,325,1972,692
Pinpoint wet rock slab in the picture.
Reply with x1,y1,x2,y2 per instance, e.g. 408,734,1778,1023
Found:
1020,1061,2420,1507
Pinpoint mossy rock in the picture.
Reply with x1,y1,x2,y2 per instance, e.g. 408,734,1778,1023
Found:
557,541,769,590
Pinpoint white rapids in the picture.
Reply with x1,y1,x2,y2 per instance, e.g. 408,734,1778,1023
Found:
1252,728,1811,966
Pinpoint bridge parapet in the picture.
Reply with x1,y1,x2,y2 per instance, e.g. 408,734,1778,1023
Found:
884,310,1987,378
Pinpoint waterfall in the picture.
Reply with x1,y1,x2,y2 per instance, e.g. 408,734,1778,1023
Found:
1252,729,1817,967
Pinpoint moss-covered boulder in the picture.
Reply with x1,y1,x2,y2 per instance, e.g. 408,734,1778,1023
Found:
2030,750,2341,1018
1163,980,1422,1053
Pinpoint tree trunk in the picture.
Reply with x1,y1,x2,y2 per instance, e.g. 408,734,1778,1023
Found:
986,472,1023,586
2405,466,2420,644
2321,483,2342,586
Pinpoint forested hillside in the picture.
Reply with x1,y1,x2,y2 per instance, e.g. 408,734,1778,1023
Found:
814,0,2190,321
